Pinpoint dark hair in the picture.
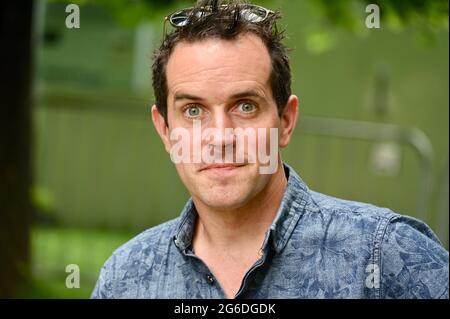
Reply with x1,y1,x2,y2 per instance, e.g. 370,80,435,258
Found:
152,0,291,124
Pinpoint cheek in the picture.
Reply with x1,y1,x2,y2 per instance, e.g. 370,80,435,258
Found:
255,128,279,152
250,120,279,160
174,163,195,188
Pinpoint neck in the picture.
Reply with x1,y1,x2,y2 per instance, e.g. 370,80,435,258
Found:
192,161,287,251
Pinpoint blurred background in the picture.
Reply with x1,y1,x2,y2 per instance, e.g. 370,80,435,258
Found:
0,0,448,298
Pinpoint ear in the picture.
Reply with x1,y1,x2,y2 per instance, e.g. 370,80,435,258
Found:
279,95,299,148
151,105,172,153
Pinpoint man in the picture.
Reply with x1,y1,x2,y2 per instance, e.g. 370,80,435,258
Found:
92,0,449,299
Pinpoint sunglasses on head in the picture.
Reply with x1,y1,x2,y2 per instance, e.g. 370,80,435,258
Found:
163,4,274,38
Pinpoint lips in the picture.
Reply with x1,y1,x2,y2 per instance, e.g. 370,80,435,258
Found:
199,163,245,172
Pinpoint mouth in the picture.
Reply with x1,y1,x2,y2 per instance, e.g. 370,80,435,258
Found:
199,163,246,173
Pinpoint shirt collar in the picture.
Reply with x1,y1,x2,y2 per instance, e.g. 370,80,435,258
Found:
173,163,310,254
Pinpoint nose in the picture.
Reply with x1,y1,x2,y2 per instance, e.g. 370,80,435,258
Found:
204,109,235,150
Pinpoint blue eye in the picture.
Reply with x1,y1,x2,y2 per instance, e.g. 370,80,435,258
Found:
184,105,202,118
238,102,256,113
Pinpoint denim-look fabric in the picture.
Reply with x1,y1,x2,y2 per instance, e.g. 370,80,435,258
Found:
92,164,449,299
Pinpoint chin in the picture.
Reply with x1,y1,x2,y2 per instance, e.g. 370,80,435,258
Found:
198,189,252,211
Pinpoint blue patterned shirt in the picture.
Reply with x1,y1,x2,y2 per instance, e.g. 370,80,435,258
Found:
92,164,449,299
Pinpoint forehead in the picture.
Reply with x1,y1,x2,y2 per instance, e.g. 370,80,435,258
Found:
166,33,272,98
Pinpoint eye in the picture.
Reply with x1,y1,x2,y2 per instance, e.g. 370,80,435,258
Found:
184,105,203,118
237,102,257,113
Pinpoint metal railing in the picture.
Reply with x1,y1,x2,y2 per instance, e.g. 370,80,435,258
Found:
297,116,434,220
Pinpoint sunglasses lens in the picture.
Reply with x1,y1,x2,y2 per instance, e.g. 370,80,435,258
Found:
170,10,189,27
170,9,213,27
240,7,268,23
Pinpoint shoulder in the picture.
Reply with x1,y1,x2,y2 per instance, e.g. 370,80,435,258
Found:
91,218,180,298
288,189,397,268
380,215,449,298
301,190,448,299
306,190,398,230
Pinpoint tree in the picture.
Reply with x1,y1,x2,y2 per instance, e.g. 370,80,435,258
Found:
0,1,34,298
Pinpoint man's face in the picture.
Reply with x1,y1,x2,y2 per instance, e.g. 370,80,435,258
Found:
152,33,298,211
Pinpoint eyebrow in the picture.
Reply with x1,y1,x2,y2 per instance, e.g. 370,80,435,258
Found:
173,93,202,103
173,90,265,104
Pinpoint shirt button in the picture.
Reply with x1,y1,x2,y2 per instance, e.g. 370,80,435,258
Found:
206,274,215,284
